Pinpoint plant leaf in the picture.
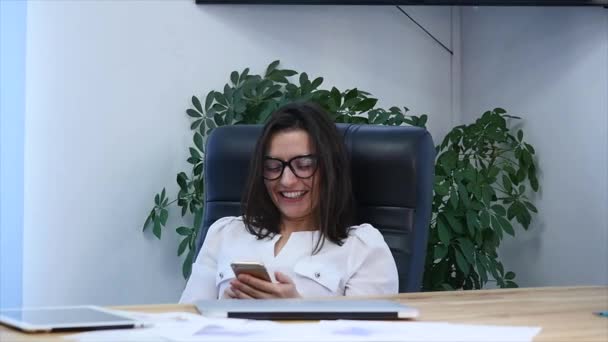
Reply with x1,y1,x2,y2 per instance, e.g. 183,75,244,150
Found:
189,147,201,160
488,166,500,180
176,226,192,236
455,249,470,276
373,110,390,125
466,210,478,237
450,188,459,209
439,151,458,171
476,257,488,284
160,209,168,225
153,219,162,239
205,118,217,131
457,238,475,264
192,96,203,113
444,211,464,234
177,173,188,191
258,102,277,124
194,133,204,152
459,183,470,208
344,88,358,101
434,182,449,196
280,69,297,77
178,237,189,256
524,201,538,213
502,175,513,193
230,71,239,85
238,68,250,84
329,87,341,109
481,185,493,206
265,60,280,76
353,98,377,112
182,249,194,279
480,210,490,229
437,219,451,246
311,77,323,89
143,209,154,231
419,114,428,127
529,168,539,192
524,142,535,154
190,119,202,130
213,92,227,106
267,73,288,84
186,109,203,118
193,163,203,176
497,216,515,236
299,72,309,86
204,91,215,111
434,244,448,260
491,204,506,216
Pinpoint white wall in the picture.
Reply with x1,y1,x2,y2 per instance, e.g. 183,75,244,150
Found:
24,1,457,305
461,7,608,287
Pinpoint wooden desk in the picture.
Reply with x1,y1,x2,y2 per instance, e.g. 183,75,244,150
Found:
1,286,606,341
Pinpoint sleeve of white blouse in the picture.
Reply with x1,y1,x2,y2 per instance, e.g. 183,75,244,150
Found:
178,216,235,303
344,224,399,296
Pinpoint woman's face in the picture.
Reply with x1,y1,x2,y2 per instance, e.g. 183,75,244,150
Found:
263,129,319,228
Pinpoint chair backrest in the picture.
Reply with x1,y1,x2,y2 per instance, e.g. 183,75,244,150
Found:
196,124,435,292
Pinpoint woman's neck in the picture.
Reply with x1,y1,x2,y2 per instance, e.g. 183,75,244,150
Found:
279,216,317,234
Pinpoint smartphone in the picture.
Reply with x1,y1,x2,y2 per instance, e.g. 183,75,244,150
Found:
230,261,272,282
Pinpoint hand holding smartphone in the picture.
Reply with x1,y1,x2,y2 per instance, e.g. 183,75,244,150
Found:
230,261,272,282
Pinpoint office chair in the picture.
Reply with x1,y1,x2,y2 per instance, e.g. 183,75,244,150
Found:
195,124,435,292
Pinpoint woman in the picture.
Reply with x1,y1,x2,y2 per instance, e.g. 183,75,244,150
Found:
179,102,398,302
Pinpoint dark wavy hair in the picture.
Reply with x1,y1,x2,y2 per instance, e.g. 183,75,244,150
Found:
241,102,355,253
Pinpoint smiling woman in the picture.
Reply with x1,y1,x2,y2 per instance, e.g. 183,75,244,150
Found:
243,103,354,255
179,102,399,302
262,131,321,252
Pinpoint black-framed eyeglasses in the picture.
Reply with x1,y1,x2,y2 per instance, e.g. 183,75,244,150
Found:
262,154,319,180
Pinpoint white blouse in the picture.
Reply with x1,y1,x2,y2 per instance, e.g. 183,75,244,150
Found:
179,216,398,303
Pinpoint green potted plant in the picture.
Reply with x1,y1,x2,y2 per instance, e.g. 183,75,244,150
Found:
143,61,539,290
425,109,538,290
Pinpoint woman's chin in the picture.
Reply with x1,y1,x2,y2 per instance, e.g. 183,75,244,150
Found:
280,211,309,220
271,193,316,225
278,209,313,223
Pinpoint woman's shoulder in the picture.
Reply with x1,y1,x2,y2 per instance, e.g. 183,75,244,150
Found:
346,223,387,248
206,216,246,236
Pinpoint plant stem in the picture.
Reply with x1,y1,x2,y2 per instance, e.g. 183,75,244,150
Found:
160,193,196,209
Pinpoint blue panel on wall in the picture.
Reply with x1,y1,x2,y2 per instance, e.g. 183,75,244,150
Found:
0,0,26,309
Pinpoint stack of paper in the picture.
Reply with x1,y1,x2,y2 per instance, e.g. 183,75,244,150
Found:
68,310,541,342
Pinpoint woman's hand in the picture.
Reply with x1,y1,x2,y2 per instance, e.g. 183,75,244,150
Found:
229,271,301,299
221,287,237,299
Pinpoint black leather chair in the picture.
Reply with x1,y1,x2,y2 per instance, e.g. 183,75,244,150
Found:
196,124,435,292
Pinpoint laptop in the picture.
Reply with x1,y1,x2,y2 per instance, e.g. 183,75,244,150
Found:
195,299,419,320
0,306,147,332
